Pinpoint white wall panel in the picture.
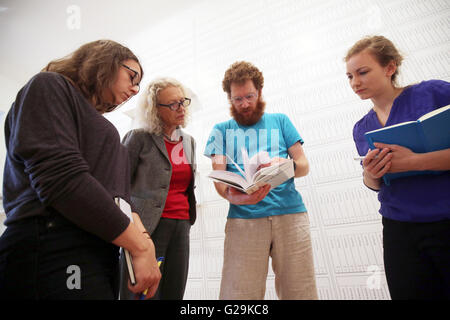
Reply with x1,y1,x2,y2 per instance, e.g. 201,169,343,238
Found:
124,0,450,300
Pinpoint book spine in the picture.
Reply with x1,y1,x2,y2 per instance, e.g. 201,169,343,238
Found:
416,121,431,153
367,136,391,186
366,136,376,151
115,198,137,286
124,248,136,285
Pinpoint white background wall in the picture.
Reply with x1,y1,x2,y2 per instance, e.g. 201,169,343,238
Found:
1,0,449,299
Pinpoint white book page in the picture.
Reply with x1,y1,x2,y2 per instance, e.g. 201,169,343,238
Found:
242,148,271,183
119,198,133,223
253,160,294,190
226,153,249,183
208,170,250,188
208,176,249,191
253,159,290,182
366,121,415,134
241,148,252,183
418,105,449,121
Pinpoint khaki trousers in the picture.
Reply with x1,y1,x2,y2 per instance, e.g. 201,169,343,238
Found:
219,212,318,300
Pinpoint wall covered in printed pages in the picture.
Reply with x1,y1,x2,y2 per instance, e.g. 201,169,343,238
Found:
1,0,449,300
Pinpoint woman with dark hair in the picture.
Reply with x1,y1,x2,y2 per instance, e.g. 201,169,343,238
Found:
0,40,161,300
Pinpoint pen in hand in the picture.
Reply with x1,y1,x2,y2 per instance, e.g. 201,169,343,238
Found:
354,154,381,161
139,257,164,300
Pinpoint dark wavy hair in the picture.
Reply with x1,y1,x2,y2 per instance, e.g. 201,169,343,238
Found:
43,40,143,112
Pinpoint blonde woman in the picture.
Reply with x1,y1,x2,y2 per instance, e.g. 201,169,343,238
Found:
346,35,450,299
120,77,197,300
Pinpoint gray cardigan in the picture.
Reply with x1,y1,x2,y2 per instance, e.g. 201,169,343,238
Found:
122,128,197,234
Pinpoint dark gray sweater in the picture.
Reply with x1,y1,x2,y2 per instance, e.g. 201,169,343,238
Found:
2,72,131,242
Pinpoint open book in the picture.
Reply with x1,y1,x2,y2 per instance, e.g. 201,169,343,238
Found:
208,148,295,194
364,104,450,185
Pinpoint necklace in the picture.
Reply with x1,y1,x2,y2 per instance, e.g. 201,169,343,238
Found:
163,133,180,143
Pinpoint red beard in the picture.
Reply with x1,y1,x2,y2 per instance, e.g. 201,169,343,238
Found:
230,99,266,126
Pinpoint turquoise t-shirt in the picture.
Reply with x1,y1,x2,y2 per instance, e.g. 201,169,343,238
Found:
204,113,307,219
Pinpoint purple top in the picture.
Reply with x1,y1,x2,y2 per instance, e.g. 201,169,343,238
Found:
353,80,450,222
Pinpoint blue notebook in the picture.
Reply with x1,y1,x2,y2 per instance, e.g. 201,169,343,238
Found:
364,105,450,185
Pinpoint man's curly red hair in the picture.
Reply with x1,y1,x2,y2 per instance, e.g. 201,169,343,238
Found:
222,61,264,97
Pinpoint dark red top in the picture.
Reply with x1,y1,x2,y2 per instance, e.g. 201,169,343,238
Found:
161,139,192,220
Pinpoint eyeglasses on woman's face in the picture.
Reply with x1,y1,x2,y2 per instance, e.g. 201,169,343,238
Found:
158,98,191,111
121,63,141,92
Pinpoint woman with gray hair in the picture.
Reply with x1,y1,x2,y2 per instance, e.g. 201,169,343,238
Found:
120,77,197,300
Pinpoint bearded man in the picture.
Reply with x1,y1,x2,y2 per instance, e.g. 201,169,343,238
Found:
204,61,318,300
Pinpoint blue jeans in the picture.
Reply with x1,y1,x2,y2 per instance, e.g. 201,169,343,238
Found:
0,213,120,299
